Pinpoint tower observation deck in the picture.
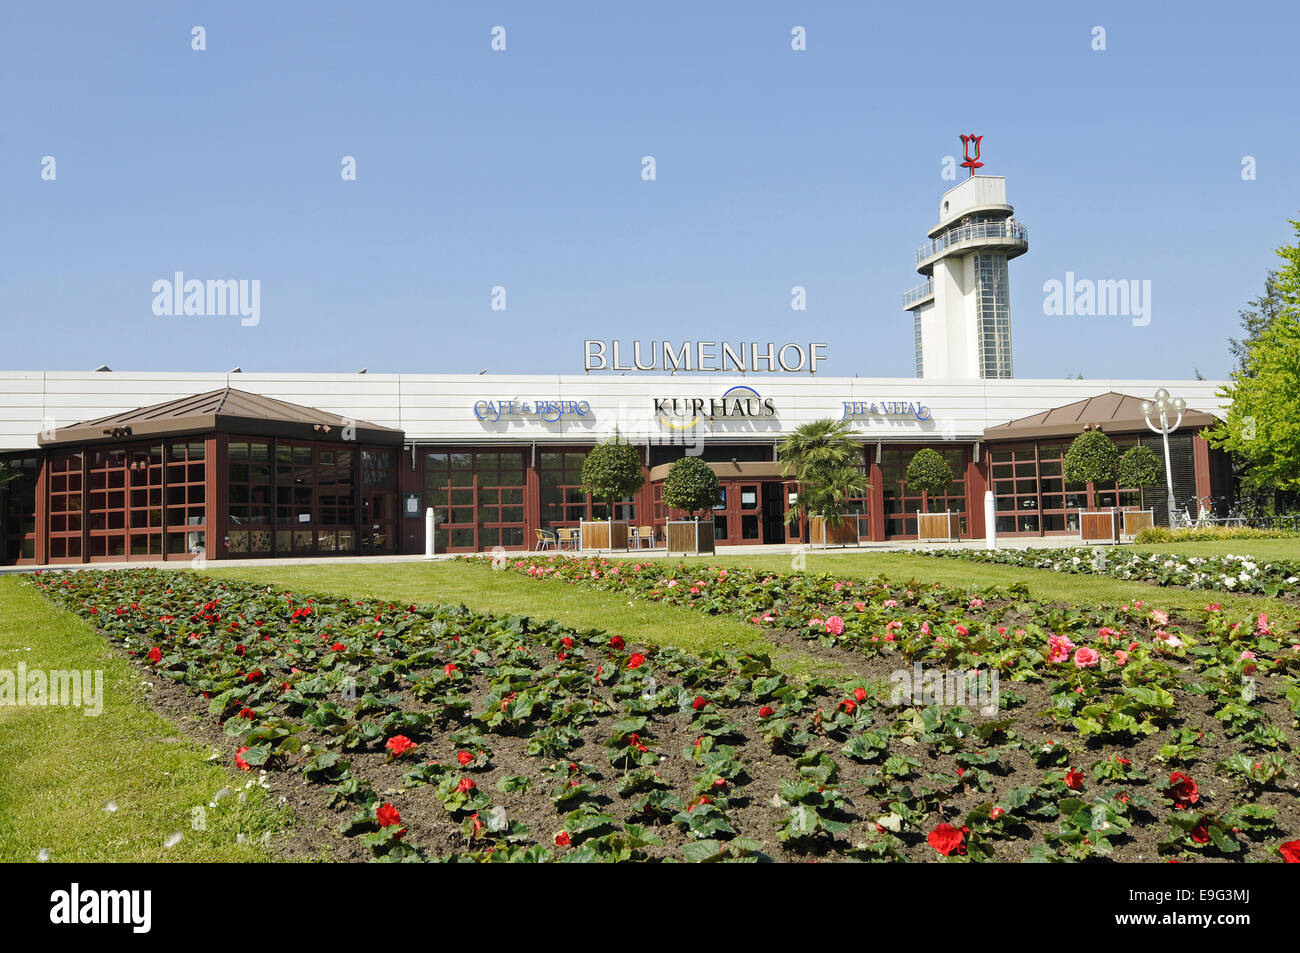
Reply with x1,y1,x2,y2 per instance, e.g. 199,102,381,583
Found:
902,166,1028,379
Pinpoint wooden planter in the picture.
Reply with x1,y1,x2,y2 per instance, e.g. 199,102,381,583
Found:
1079,510,1121,544
808,516,861,547
916,511,961,542
665,519,715,555
579,520,629,551
1121,509,1155,537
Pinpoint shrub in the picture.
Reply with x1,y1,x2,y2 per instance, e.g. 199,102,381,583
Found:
1133,526,1298,544
581,438,646,519
1117,445,1163,488
904,449,954,512
661,456,722,518
1063,430,1119,486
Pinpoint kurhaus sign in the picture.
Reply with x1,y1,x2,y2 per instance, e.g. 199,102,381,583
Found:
585,340,828,374
654,385,776,424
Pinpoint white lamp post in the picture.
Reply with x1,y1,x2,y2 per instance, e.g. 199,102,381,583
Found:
1141,388,1186,527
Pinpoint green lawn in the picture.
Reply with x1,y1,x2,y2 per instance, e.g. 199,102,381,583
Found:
0,576,291,862
214,560,807,666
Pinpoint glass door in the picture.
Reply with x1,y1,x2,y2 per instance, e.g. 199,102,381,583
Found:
362,449,397,554
739,484,761,541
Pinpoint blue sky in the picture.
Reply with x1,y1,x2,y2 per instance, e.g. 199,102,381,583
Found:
2,0,1297,380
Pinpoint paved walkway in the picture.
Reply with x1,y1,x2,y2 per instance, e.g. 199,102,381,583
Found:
0,535,1100,575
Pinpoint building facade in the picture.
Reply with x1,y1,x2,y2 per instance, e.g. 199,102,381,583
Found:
0,371,1230,564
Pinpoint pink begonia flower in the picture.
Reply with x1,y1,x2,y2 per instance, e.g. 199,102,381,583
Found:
1047,634,1075,664
824,616,846,636
1073,647,1100,668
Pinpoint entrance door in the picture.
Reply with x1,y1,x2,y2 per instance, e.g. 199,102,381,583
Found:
761,483,785,543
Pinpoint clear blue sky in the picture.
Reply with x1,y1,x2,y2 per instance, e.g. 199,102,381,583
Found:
3,0,1297,380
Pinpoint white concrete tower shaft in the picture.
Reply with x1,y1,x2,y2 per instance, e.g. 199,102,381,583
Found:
902,173,1028,379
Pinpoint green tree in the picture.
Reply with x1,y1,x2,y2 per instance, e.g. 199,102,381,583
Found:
1207,216,1300,507
1063,430,1119,487
1205,313,1300,498
904,449,954,512
778,419,867,527
660,456,722,518
581,437,645,520
1228,274,1287,377
1116,445,1163,489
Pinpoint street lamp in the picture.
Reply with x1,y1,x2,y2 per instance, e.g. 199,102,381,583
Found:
1141,388,1186,527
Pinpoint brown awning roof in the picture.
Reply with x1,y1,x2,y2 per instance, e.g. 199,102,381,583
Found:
648,460,788,482
39,388,405,447
982,391,1220,442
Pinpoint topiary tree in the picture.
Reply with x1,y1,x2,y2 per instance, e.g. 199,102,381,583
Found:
661,456,722,519
904,448,954,512
1063,430,1119,488
581,436,645,521
1117,444,1163,489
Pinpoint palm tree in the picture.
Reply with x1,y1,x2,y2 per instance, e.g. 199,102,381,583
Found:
778,419,868,527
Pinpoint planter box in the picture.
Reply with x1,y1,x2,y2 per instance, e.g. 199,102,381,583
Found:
808,516,861,547
1121,509,1155,537
665,519,715,555
1079,510,1121,544
916,511,961,542
579,520,629,551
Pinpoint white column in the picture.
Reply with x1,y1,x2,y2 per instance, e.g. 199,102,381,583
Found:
984,490,997,550
424,508,435,559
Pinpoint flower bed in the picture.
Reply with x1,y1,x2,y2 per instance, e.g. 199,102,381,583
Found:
26,566,1300,863
916,547,1300,598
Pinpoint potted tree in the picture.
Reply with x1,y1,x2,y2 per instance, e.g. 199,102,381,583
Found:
778,419,868,547
1117,444,1163,536
661,455,721,555
1063,430,1121,543
579,436,645,550
906,448,960,541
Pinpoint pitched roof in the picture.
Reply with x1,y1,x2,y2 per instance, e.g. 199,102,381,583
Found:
39,388,404,447
982,391,1220,441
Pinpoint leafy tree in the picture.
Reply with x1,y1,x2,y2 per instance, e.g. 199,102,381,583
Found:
0,461,15,488
1205,313,1300,497
1228,273,1287,377
581,437,645,520
1116,445,1163,489
660,456,722,518
778,419,867,527
1063,430,1119,486
1207,216,1300,506
904,449,954,512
